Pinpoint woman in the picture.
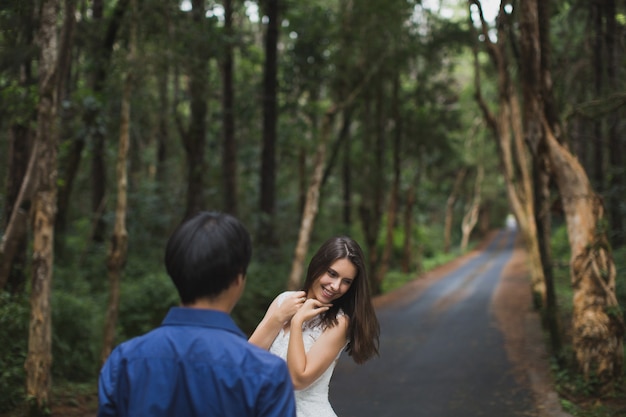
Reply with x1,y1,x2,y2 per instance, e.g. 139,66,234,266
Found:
249,236,380,417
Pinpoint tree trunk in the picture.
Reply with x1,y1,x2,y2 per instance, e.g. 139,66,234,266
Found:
286,68,376,290
460,166,483,253
57,0,128,243
443,168,467,254
402,167,422,275
591,0,604,192
342,119,352,227
1,126,33,293
259,0,279,245
544,123,624,391
470,0,546,307
359,85,386,295
519,0,561,357
376,76,401,285
604,0,624,246
100,0,135,365
25,0,59,412
287,108,336,290
1,4,36,293
221,0,238,216
180,0,209,218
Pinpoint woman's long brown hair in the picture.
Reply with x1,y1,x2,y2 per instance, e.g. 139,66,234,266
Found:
302,236,380,364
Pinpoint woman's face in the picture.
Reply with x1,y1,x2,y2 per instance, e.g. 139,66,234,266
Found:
309,258,356,303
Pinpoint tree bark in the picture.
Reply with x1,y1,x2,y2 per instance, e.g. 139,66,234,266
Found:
1,126,33,293
604,0,624,246
0,2,36,293
544,122,624,390
221,0,238,216
25,0,59,412
519,0,561,357
100,0,135,366
470,0,546,307
178,0,209,218
258,0,279,245
443,168,467,254
287,108,336,290
286,65,378,290
375,76,401,285
460,166,483,253
591,0,604,192
57,0,129,242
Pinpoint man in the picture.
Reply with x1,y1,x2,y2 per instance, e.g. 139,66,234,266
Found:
98,211,296,417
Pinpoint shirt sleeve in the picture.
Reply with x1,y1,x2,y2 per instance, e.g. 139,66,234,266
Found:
257,360,297,417
97,348,121,417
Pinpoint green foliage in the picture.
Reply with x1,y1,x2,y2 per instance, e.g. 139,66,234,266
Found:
117,271,179,342
51,289,102,381
233,257,293,335
0,292,28,413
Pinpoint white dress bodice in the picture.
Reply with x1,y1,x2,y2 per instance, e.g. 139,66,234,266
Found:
269,292,346,417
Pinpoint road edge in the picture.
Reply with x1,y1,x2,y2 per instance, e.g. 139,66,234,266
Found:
492,233,574,417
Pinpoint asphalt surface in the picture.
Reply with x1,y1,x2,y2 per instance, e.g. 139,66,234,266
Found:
329,229,540,417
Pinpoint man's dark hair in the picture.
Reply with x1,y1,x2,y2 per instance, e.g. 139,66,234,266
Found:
164,211,252,305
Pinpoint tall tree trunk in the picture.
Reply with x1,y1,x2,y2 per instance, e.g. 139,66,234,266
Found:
221,0,238,216
156,56,169,185
0,1,36,293
1,127,33,294
443,168,467,254
376,76,401,285
342,117,352,227
286,71,375,289
100,0,135,365
544,123,624,391
402,166,422,275
287,108,336,290
519,0,562,357
604,0,624,246
179,0,209,218
460,166,483,253
259,0,279,245
591,0,604,192
57,0,129,242
25,0,59,412
470,0,546,307
359,84,386,295
53,0,76,256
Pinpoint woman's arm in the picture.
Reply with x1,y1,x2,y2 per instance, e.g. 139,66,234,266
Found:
286,299,349,390
249,291,306,350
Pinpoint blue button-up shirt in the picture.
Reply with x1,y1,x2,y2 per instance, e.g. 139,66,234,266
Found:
98,307,296,417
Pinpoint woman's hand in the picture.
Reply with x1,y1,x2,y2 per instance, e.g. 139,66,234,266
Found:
292,298,332,326
274,291,307,324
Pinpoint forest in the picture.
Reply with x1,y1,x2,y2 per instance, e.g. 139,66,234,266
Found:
0,0,625,415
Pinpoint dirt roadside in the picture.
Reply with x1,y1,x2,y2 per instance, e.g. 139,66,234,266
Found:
492,235,573,417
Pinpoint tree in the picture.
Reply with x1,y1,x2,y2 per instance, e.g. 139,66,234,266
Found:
460,165,483,253
470,0,547,307
101,0,136,365
258,0,280,246
519,0,624,391
221,0,238,216
55,0,129,242
176,0,211,218
0,0,37,293
24,0,59,412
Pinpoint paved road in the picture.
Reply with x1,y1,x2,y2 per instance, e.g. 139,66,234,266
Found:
329,229,538,417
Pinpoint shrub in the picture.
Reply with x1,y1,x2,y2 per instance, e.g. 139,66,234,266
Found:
0,292,28,413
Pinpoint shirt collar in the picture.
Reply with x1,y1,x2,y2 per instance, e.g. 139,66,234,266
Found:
161,307,247,339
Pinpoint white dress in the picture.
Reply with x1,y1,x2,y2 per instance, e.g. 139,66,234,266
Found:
269,291,346,417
